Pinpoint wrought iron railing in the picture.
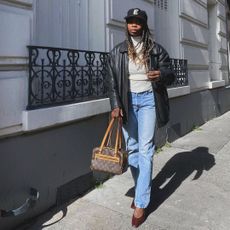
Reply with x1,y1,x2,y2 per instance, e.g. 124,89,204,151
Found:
27,46,188,110
169,59,188,88
27,46,108,110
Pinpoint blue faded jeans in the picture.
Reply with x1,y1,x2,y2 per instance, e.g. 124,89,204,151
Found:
122,90,156,208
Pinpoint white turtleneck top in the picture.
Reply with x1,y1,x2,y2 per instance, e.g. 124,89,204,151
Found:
128,36,152,93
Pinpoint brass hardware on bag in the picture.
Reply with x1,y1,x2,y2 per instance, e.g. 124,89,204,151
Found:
95,153,120,163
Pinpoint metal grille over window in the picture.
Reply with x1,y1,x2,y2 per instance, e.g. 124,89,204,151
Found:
27,46,108,110
27,46,188,110
154,0,168,10
169,59,188,88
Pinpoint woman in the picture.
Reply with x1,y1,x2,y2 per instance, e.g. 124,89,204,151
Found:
107,8,175,228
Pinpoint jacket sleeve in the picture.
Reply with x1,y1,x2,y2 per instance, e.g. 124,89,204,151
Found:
157,45,176,86
105,52,121,110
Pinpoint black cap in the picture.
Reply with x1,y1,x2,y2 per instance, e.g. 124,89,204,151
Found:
124,8,147,23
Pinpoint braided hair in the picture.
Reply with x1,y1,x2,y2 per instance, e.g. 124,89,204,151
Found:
125,22,154,69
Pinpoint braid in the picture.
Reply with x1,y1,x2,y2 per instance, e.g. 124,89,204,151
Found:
126,25,137,61
126,23,154,69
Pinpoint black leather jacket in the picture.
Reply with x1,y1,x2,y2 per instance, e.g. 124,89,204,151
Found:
106,40,175,127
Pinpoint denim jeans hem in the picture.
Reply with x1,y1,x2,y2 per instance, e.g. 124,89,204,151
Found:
134,202,149,209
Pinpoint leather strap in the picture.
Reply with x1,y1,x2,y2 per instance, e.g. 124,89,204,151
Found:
99,117,123,157
116,117,122,153
99,118,115,152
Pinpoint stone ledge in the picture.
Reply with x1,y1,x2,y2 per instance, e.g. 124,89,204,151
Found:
22,98,111,131
0,0,32,9
168,86,191,98
0,125,23,139
208,80,225,89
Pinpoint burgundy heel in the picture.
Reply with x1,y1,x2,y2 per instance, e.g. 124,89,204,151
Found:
131,200,135,209
132,212,145,228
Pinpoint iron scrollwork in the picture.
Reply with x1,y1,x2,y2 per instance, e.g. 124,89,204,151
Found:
27,46,108,110
169,59,188,88
27,46,188,110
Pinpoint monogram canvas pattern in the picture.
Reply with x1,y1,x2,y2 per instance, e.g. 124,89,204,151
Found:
91,147,128,175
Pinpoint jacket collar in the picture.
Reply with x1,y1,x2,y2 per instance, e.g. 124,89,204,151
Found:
119,40,128,53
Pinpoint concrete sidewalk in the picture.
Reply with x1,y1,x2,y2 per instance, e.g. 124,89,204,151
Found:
19,111,230,230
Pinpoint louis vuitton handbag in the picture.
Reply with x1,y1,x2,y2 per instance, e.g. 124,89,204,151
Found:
90,117,128,175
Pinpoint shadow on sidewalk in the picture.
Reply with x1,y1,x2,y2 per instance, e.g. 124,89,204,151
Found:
17,205,68,230
126,146,215,217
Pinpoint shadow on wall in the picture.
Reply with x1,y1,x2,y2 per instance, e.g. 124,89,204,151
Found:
153,92,204,147
126,146,215,217
167,88,226,143
167,92,205,142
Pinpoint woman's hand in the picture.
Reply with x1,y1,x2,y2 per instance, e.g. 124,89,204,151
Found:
111,107,123,118
147,70,161,82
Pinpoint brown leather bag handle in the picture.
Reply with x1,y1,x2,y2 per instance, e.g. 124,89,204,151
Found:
99,117,122,156
99,118,115,152
114,117,123,156
114,118,120,155
119,117,122,149
105,118,115,147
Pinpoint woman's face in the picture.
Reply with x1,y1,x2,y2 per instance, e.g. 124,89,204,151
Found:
127,17,144,37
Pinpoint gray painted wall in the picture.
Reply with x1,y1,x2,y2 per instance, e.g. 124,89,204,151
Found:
168,87,230,142
155,87,230,147
33,0,89,49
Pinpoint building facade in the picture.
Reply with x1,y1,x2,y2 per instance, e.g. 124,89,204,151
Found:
1,0,230,229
